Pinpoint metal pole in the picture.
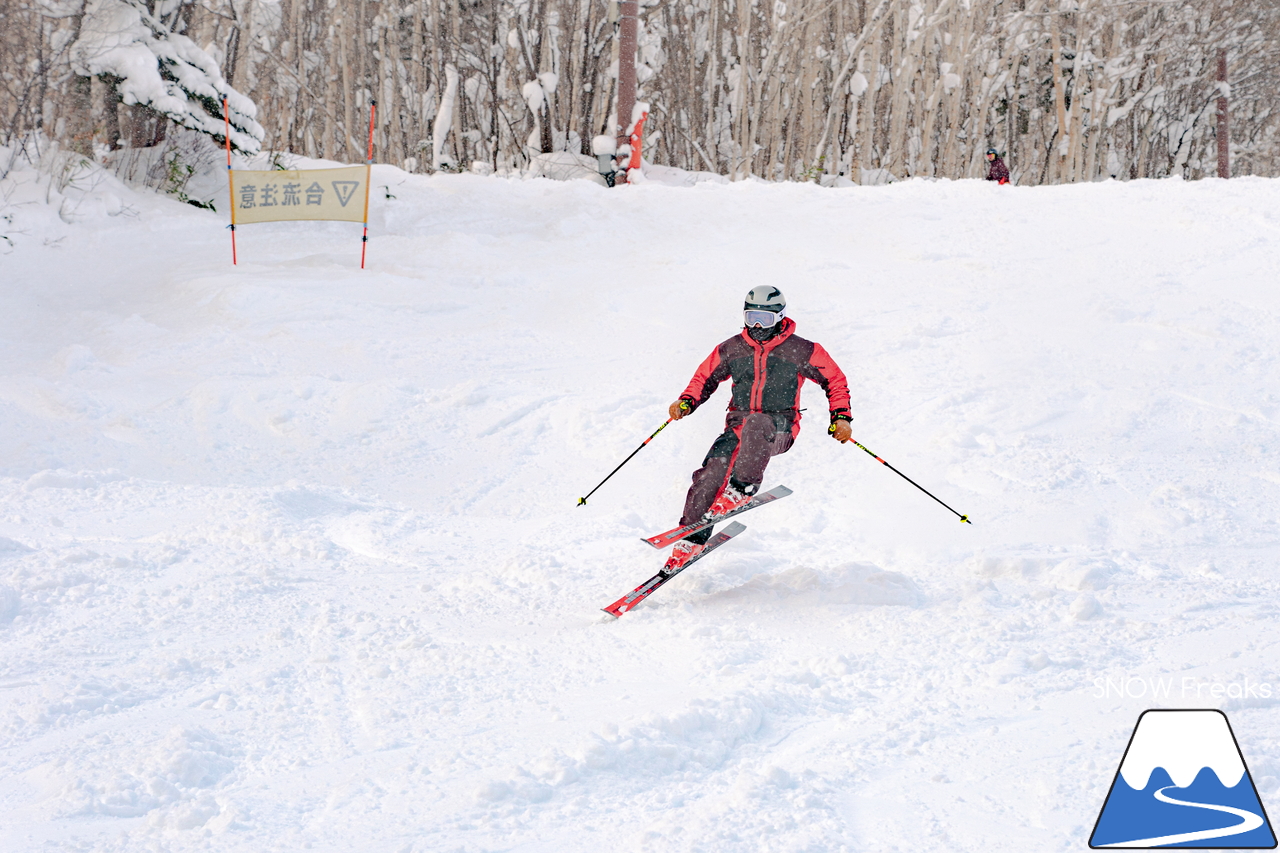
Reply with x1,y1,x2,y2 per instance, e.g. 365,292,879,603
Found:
1216,49,1229,179
615,0,638,184
577,417,674,506
847,438,971,524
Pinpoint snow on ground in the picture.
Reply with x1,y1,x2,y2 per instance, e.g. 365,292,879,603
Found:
2,156,1280,851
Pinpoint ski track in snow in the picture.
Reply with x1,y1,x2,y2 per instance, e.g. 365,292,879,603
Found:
1107,786,1266,847
2,162,1280,851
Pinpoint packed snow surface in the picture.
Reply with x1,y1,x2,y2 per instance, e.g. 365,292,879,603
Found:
2,161,1280,851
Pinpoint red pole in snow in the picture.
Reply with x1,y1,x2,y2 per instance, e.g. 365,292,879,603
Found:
1216,49,1229,179
361,100,376,269
615,0,638,185
223,97,237,265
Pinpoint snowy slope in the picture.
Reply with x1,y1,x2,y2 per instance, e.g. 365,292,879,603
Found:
2,160,1280,852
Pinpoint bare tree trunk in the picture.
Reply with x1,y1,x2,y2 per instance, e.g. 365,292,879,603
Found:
885,1,918,176
705,0,720,169
1049,10,1068,183
450,0,465,163
939,0,976,177
915,0,943,178
732,0,752,178
63,8,94,158
859,34,883,178
1216,47,1229,178
339,10,357,158
1064,3,1089,181
616,0,638,148
95,74,123,150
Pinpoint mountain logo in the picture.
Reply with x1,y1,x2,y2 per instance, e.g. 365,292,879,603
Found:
1090,709,1277,848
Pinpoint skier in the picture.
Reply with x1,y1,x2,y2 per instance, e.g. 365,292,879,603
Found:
985,148,1010,184
663,287,851,572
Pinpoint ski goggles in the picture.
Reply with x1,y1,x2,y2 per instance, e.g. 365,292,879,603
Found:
744,308,785,328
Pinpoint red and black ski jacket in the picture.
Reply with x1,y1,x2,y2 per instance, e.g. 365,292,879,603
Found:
679,318,851,437
987,156,1010,184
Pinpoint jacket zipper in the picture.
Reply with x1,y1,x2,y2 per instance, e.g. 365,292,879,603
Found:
751,344,763,411
744,322,788,412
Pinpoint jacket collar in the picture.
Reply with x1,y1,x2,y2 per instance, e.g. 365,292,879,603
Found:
741,316,796,349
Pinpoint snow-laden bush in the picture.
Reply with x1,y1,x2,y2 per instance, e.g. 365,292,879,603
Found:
70,0,263,154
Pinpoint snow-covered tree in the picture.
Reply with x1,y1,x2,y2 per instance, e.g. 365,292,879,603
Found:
69,0,262,153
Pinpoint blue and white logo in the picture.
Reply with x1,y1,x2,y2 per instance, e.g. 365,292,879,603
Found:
1091,709,1276,848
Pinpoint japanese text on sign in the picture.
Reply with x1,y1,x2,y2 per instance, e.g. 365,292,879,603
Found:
229,166,368,224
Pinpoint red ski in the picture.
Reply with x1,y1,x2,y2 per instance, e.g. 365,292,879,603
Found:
640,485,792,550
603,521,747,618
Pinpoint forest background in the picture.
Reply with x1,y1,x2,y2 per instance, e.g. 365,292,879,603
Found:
3,0,1279,188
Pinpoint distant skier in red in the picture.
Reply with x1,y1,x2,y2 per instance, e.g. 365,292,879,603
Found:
986,148,1010,184
664,287,852,572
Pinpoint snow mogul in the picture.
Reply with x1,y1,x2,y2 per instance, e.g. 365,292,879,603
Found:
663,286,852,572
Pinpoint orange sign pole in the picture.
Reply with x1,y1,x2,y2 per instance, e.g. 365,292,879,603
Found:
361,100,376,269
223,97,237,265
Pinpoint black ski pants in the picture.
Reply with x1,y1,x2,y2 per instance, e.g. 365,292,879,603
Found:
680,412,794,537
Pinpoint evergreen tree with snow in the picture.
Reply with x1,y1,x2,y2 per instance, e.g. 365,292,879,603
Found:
69,0,262,153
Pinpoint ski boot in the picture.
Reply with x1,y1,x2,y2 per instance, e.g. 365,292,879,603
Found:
662,539,704,575
704,479,755,520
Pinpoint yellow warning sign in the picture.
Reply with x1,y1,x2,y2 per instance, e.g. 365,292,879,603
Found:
229,166,369,224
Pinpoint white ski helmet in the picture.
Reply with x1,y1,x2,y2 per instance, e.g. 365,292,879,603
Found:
744,286,786,328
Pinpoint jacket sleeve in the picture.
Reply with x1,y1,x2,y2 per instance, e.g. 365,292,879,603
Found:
680,345,729,411
807,342,851,417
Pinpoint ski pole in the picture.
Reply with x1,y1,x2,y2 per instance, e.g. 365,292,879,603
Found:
842,434,971,524
578,405,685,506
